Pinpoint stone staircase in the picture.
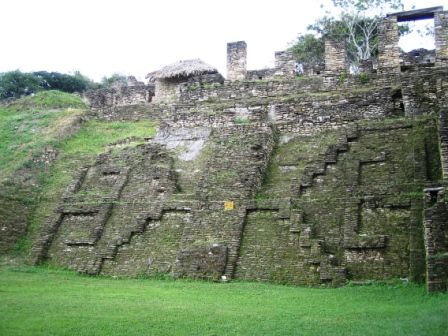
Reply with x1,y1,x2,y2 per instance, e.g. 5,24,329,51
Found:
291,125,359,197
288,125,360,285
237,125,360,285
289,209,347,285
84,214,152,275
84,199,197,275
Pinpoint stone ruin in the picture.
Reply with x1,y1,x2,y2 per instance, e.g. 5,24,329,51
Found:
23,7,448,292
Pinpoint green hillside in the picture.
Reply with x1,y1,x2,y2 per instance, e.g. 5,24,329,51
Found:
0,90,86,178
0,91,157,255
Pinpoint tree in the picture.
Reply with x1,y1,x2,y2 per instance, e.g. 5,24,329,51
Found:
0,70,96,100
100,73,127,88
0,70,44,99
290,0,406,69
289,34,325,66
331,0,404,64
33,71,91,93
73,71,98,90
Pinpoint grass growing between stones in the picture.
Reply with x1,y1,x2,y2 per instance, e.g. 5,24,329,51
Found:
0,267,447,336
0,90,158,254
258,129,340,199
24,120,157,252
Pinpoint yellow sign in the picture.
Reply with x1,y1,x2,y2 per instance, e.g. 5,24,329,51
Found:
224,200,234,210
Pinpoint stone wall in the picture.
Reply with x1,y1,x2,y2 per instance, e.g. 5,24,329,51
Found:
235,120,434,285
401,67,448,116
86,76,405,131
377,10,447,71
178,75,400,104
84,84,154,109
0,146,58,253
400,49,436,67
152,78,183,103
152,74,225,104
0,114,83,254
32,119,438,287
173,86,403,131
32,125,275,280
246,69,276,80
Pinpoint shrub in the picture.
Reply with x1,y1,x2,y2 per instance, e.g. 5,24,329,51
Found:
358,72,369,84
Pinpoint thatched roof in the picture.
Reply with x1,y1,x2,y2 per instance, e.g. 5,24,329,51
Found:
146,59,218,81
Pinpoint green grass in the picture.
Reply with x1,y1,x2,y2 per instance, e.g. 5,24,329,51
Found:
0,90,86,178
0,90,158,254
6,90,86,111
24,119,157,252
0,267,446,336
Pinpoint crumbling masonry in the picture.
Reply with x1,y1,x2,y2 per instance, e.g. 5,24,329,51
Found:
29,7,448,292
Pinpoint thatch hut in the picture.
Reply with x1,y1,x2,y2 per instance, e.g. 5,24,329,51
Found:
146,59,223,103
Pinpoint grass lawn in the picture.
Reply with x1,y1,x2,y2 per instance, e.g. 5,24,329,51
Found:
0,267,447,336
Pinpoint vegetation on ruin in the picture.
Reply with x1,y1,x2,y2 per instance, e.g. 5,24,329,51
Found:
0,266,446,336
258,128,341,199
289,0,407,68
100,73,128,87
0,90,157,255
23,119,157,253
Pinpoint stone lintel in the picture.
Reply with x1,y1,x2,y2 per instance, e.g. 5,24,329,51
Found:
388,6,443,22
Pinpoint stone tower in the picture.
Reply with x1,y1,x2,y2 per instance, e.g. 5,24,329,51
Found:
435,11,448,66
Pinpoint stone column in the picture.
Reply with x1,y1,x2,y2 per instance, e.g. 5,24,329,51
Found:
227,41,247,81
274,50,296,78
377,16,400,74
324,38,348,74
423,187,448,293
435,11,448,66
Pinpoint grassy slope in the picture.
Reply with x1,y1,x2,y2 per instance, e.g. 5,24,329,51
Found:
0,91,157,254
25,120,157,248
0,90,86,178
0,267,447,336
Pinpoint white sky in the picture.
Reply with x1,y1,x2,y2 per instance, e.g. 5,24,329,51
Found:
0,0,446,82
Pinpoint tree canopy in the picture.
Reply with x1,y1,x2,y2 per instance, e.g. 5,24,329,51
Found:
289,34,325,67
100,73,128,87
290,0,406,69
0,70,96,100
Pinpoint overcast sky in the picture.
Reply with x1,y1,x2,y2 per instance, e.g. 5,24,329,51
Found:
0,0,445,82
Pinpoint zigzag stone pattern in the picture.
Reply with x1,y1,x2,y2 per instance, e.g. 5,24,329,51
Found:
28,12,448,291
32,117,439,287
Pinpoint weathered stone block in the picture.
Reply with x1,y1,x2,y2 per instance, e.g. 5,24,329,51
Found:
174,244,228,281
